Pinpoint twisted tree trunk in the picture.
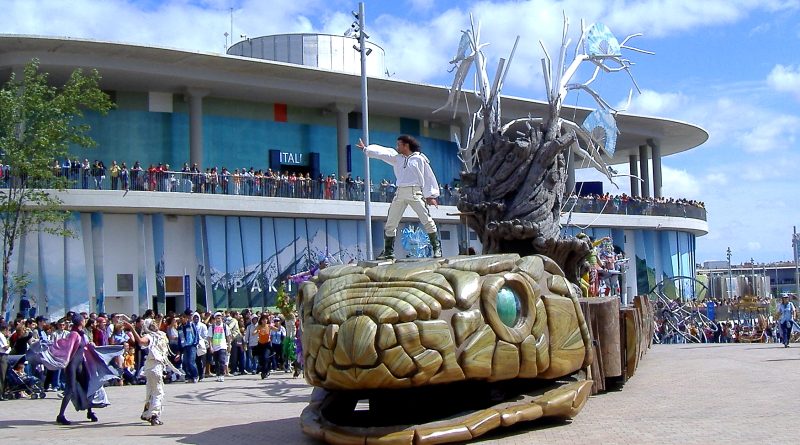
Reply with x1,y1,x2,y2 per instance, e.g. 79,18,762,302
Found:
457,122,590,283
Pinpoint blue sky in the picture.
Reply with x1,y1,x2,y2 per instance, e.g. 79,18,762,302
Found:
2,0,799,264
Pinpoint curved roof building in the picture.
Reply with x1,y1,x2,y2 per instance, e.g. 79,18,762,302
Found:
0,34,709,319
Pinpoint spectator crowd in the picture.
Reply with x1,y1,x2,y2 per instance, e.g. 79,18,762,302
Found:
0,307,301,400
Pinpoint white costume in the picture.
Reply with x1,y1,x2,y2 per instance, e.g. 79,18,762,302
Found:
363,144,439,236
141,326,181,420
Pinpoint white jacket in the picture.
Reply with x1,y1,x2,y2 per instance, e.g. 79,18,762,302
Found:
364,144,440,199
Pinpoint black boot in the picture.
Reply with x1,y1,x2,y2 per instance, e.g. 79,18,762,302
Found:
428,232,442,258
376,236,395,260
56,415,71,425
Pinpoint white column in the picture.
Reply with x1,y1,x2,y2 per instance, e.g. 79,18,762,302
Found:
649,138,662,198
623,229,638,304
334,103,354,176
638,144,650,198
628,154,639,196
186,88,209,168
566,146,576,196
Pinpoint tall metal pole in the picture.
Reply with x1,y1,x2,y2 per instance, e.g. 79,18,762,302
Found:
750,257,755,298
726,247,732,300
358,2,373,259
794,226,799,298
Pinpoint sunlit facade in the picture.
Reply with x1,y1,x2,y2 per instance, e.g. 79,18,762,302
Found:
0,35,708,319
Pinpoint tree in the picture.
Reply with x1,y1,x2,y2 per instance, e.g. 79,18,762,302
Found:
0,59,113,317
275,282,295,318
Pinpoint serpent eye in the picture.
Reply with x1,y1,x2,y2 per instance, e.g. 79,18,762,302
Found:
480,273,538,344
496,286,521,327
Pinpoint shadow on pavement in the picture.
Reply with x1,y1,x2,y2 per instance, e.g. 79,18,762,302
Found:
173,416,323,445
172,378,310,405
0,418,57,428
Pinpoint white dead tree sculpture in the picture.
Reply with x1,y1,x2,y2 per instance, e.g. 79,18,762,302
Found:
437,14,651,282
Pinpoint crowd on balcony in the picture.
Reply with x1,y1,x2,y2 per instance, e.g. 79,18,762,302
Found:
565,192,706,219
0,157,706,217
39,158,462,205
567,192,705,209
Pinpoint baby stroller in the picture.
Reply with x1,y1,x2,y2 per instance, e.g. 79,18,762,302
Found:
4,355,47,400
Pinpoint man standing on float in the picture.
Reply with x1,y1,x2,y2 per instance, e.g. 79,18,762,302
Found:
357,135,442,259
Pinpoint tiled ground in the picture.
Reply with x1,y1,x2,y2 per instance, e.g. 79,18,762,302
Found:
0,343,797,444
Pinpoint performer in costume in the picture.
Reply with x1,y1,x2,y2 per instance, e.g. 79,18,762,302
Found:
288,253,329,285
123,318,182,425
26,314,123,425
357,135,442,259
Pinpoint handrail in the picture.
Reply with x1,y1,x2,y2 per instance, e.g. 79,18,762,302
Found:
8,170,706,220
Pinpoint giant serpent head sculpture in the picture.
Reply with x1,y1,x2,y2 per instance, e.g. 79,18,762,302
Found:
298,254,594,444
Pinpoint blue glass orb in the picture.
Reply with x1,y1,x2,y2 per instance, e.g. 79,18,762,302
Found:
496,286,521,327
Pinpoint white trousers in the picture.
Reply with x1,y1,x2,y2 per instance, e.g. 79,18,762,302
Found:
384,186,436,237
143,365,164,418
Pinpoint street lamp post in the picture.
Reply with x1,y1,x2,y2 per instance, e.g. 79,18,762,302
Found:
793,226,799,298
352,2,373,259
726,247,732,300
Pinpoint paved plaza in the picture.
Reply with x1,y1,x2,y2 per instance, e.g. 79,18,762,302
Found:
0,343,797,444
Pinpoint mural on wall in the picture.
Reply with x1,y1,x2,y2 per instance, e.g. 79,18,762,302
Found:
194,216,208,310
136,214,150,315
6,213,89,321
200,215,368,310
90,212,105,313
152,213,166,312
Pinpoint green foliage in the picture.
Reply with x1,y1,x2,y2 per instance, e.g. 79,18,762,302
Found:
275,282,295,317
0,59,113,316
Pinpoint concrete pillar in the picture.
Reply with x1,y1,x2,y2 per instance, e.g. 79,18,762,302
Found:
638,144,650,198
566,147,576,196
628,154,640,196
456,116,471,147
649,138,662,198
186,88,209,168
623,229,638,303
334,103,354,176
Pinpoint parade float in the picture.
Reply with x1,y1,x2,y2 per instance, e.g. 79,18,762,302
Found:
299,15,655,444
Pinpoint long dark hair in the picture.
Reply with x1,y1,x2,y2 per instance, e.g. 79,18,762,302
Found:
397,134,421,152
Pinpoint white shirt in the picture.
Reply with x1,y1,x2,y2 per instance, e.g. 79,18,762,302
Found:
0,331,9,354
51,328,69,342
364,144,440,199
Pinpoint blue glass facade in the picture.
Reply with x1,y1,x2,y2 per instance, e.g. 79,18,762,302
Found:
69,101,461,187
562,226,696,298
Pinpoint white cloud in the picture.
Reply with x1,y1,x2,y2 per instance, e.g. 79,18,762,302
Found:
623,89,689,117
704,172,728,186
766,64,800,100
605,0,800,37
623,87,800,156
747,241,762,250
661,166,700,198
738,114,800,152
407,0,436,12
